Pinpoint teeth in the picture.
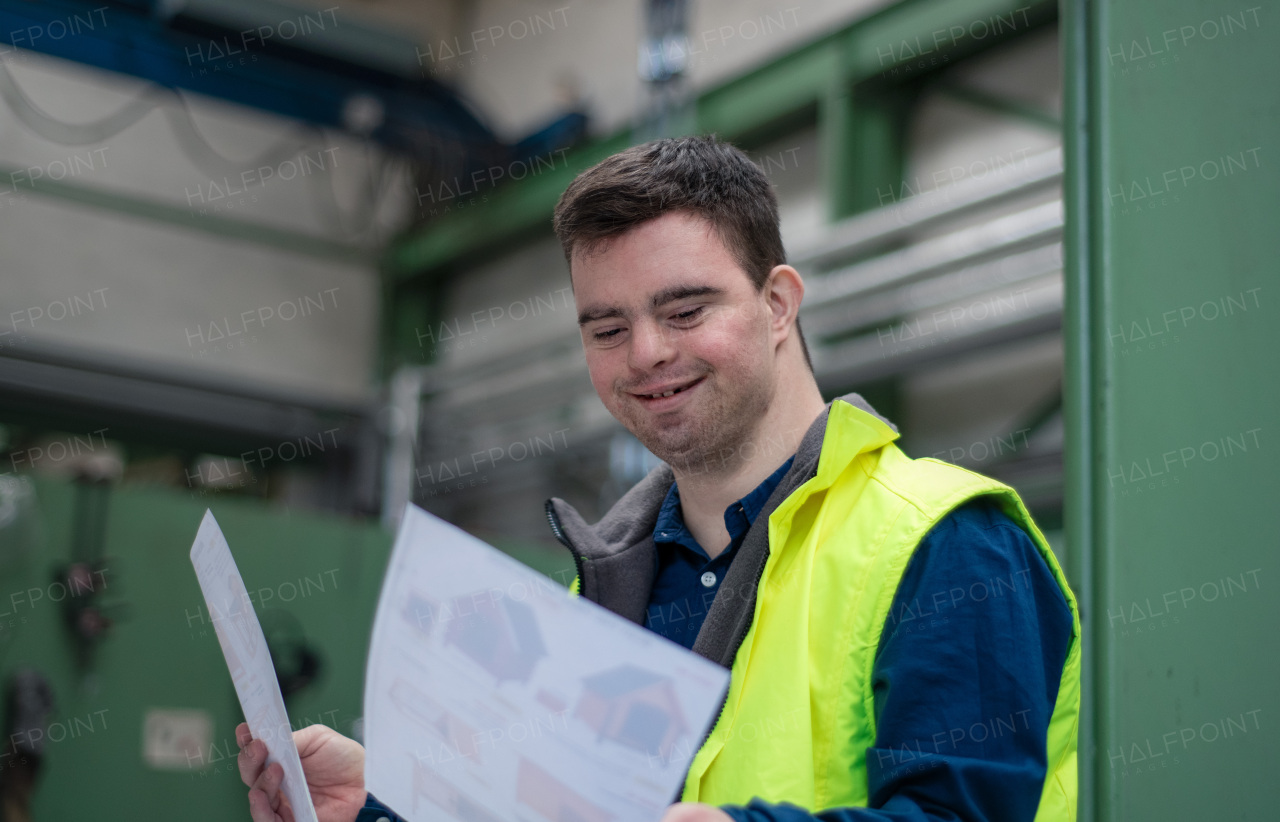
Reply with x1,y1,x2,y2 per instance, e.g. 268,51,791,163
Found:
648,389,678,398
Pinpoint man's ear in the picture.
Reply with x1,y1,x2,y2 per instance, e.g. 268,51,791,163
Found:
765,265,805,338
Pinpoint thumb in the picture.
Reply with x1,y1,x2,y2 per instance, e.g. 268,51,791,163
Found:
293,724,332,749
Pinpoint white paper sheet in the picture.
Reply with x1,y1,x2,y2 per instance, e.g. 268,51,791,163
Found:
189,509,318,822
363,503,731,822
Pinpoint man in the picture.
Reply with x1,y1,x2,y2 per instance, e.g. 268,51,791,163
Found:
239,136,1080,822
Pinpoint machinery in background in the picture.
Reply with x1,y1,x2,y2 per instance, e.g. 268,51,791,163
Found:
0,471,393,821
0,669,55,822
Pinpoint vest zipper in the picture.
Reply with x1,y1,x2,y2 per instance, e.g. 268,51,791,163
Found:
544,499,585,589
687,544,772,789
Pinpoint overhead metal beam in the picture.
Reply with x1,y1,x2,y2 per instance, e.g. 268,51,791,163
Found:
0,161,371,263
0,0,499,160
0,337,371,454
794,148,1062,269
383,131,635,283
933,82,1061,130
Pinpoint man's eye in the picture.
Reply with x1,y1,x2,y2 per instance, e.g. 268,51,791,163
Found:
593,328,623,340
672,307,705,322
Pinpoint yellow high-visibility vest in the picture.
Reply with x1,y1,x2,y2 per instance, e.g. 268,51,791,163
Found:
678,399,1081,820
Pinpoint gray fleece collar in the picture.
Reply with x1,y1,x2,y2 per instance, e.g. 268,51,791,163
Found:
546,392,895,667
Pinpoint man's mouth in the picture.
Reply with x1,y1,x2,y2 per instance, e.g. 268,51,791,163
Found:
630,376,704,401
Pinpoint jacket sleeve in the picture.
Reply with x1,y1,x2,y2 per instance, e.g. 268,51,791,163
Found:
355,792,406,822
719,500,1074,822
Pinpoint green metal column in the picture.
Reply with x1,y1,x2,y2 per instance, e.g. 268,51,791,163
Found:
1064,1,1279,819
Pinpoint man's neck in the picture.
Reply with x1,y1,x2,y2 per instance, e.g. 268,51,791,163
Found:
673,378,827,559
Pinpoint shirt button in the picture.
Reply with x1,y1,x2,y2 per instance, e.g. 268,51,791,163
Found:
701,571,717,587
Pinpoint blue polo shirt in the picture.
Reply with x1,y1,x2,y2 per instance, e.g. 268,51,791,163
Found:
644,456,795,647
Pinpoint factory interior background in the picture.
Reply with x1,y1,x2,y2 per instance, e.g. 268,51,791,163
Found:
0,0,1274,818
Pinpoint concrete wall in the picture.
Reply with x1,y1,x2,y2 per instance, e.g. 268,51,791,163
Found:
0,48,409,402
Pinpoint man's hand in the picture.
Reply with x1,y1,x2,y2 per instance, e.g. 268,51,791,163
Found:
661,803,735,822
236,722,367,822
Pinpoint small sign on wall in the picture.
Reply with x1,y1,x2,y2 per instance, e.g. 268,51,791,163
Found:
142,708,213,770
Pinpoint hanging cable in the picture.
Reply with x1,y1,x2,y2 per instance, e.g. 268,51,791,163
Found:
0,58,425,243
160,92,320,180
0,62,164,145
1,61,320,181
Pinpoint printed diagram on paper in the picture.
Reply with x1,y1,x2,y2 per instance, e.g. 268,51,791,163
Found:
189,510,318,822
363,504,730,822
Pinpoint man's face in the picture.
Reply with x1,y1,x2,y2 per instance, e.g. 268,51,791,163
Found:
571,211,777,470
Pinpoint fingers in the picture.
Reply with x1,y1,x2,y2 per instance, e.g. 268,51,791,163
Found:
254,763,300,822
248,782,297,822
238,736,268,787
237,722,259,787
661,803,734,822
248,788,280,822
251,761,285,814
243,728,294,822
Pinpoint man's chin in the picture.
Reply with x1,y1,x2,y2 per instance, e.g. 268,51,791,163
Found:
612,404,726,469
637,432,721,472
621,424,690,465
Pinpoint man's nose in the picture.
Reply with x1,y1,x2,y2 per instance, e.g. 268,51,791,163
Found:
627,320,677,372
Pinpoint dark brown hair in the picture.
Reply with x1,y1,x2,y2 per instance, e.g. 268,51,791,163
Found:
553,134,811,367
553,135,784,288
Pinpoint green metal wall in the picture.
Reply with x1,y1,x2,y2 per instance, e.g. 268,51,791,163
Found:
1064,0,1279,818
0,477,392,821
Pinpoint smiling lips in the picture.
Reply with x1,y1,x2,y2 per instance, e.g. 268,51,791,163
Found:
631,376,705,401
